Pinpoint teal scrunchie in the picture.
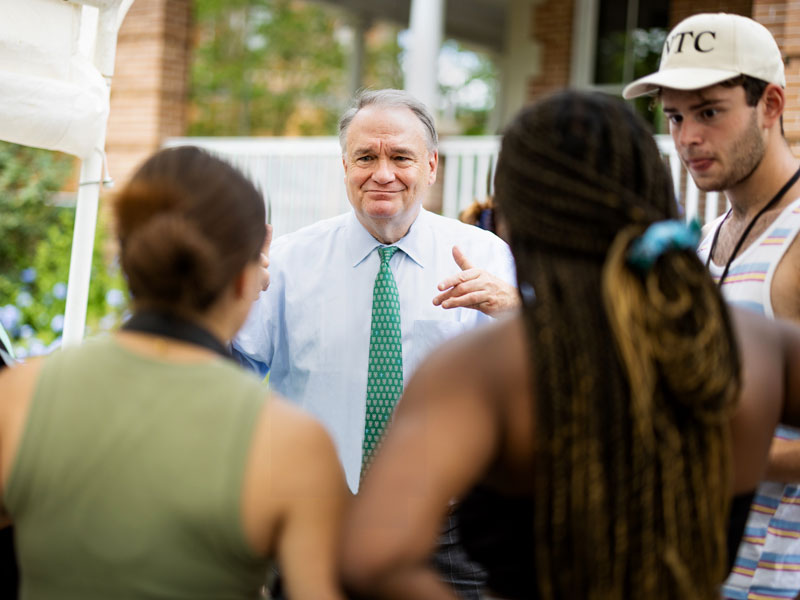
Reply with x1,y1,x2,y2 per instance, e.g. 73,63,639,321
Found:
626,219,701,272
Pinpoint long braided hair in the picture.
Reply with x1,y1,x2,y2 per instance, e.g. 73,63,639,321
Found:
494,91,740,599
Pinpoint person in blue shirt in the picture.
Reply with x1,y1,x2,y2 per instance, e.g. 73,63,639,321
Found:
233,88,519,598
340,88,800,600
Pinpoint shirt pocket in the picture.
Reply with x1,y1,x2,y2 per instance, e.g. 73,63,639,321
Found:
408,319,469,378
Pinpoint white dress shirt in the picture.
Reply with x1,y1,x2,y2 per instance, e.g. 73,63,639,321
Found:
234,208,516,490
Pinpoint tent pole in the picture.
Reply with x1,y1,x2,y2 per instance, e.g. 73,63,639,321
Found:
62,2,121,347
62,137,106,347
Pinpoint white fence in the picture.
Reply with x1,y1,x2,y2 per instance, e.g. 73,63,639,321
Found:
165,134,724,237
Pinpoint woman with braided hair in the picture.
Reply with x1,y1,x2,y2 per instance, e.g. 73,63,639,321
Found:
340,90,800,599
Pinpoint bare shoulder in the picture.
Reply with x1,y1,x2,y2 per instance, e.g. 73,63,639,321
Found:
240,392,347,556
0,358,44,500
406,314,527,398
254,393,343,481
771,233,800,323
729,306,786,430
730,307,785,376
728,306,800,492
0,359,44,423
0,358,43,390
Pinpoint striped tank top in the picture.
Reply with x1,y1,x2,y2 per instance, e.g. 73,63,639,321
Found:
698,196,800,600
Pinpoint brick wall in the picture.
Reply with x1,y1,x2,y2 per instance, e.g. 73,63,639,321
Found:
526,0,574,100
670,0,752,25
753,0,800,149
105,0,192,188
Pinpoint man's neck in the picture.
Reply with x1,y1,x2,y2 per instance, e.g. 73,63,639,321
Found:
358,205,422,245
726,144,800,221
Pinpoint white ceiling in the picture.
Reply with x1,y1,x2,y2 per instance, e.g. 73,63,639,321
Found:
310,0,508,52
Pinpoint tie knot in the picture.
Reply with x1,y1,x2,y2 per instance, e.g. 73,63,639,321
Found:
378,246,399,264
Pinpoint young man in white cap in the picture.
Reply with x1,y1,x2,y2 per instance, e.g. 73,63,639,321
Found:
625,12,800,599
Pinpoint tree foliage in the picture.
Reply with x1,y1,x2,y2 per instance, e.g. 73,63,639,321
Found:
189,0,406,136
190,0,348,136
0,142,126,357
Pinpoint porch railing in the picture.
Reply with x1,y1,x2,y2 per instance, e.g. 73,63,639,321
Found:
165,134,725,237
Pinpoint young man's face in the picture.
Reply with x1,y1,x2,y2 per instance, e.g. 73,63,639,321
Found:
661,84,765,192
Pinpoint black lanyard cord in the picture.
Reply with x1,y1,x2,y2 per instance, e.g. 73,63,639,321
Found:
706,165,800,286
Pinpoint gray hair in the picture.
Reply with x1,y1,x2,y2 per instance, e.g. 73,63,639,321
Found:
338,89,438,153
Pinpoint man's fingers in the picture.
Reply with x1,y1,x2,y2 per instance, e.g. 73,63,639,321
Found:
255,224,273,294
436,269,479,291
452,245,475,271
441,290,489,309
263,223,274,257
433,278,485,306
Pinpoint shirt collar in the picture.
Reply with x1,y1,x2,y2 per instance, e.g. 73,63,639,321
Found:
346,208,429,269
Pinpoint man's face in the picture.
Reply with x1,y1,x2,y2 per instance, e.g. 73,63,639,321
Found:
342,105,438,241
662,84,765,192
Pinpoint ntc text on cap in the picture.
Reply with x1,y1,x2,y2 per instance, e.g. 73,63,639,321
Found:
623,13,784,99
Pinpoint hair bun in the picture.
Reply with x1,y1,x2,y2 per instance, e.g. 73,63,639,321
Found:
114,146,266,316
122,212,223,312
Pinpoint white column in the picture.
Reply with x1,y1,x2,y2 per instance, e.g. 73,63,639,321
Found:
404,0,444,113
349,13,369,96
499,0,540,128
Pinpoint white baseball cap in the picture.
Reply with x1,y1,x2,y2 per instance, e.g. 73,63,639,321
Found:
623,13,785,99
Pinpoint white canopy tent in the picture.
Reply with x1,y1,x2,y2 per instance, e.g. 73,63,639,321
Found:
0,0,133,347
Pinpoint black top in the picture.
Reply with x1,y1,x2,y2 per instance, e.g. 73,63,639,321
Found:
456,484,755,599
456,485,535,599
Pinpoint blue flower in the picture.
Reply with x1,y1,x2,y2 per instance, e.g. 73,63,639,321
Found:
105,288,126,308
28,339,47,357
0,304,20,331
51,314,65,333
16,291,33,308
52,282,67,300
47,337,62,353
20,324,34,339
100,314,118,331
20,267,37,284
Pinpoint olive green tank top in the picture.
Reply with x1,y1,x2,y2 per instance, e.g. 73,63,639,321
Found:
4,336,269,599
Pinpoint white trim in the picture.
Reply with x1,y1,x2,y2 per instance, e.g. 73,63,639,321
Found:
405,0,444,113
569,0,599,88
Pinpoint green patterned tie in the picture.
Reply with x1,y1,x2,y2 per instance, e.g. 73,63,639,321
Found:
361,245,403,478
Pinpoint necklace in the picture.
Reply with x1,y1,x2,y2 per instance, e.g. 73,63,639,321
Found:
705,165,800,286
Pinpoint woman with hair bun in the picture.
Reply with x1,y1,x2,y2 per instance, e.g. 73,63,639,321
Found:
0,146,347,600
341,91,800,599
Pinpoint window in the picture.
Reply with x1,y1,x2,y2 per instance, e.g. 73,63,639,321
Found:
571,0,670,129
594,0,669,88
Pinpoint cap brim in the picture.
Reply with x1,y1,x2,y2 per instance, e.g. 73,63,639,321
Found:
622,67,741,99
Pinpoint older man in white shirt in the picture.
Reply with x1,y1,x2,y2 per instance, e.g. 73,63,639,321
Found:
234,88,517,599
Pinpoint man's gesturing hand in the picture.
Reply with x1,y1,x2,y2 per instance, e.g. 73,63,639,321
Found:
432,246,519,316
258,224,273,293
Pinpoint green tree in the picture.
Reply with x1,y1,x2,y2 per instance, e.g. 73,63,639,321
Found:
438,40,498,135
190,0,349,136
190,0,409,136
0,143,74,280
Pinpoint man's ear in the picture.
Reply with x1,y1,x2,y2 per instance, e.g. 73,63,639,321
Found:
761,84,785,129
428,150,439,185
